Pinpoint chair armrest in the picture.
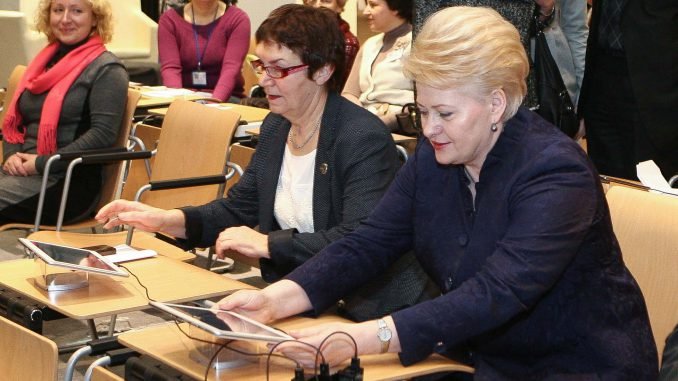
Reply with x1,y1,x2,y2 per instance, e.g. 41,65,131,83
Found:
79,150,153,165
55,147,129,162
37,149,154,231
148,174,229,191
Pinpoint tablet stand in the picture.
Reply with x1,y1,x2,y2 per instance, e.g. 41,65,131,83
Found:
188,325,258,370
34,258,89,291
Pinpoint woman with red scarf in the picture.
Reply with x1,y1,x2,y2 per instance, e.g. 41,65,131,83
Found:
0,0,128,225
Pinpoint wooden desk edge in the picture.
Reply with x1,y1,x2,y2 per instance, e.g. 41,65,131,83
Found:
118,321,474,380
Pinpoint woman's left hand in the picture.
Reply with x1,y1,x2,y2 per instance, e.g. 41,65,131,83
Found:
215,226,270,259
275,322,363,369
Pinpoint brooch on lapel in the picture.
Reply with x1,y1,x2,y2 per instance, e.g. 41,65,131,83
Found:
319,163,328,175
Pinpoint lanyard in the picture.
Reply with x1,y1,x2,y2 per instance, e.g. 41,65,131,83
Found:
191,3,220,71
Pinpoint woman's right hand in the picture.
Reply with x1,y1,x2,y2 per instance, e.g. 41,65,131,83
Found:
2,153,29,176
216,289,277,324
95,200,187,238
216,280,314,324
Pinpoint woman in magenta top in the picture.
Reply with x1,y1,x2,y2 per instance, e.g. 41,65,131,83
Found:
158,0,251,102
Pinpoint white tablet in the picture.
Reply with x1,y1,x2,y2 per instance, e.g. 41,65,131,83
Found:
150,300,293,343
19,238,128,277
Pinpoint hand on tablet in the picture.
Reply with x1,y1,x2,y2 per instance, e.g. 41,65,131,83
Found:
216,289,277,324
96,200,187,238
215,226,270,259
216,280,313,324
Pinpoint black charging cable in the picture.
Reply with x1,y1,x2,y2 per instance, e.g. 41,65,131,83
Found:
267,339,325,381
118,265,317,380
318,331,363,381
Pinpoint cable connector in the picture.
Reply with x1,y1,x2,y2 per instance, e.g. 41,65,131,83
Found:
335,357,363,381
318,362,331,381
86,336,122,355
106,348,140,366
291,365,305,381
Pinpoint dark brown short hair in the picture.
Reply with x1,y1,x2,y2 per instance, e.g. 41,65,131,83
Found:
385,0,413,23
255,4,346,92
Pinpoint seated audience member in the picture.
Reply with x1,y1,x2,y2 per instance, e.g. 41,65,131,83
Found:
158,0,250,102
216,7,659,379
660,324,678,380
0,0,128,225
303,0,360,87
98,4,431,321
342,0,413,131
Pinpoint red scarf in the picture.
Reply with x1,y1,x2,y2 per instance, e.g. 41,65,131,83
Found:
2,35,106,155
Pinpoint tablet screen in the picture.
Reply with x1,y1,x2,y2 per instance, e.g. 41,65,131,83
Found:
19,238,128,277
150,301,293,343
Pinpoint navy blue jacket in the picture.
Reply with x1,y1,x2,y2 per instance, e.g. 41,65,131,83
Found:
288,108,658,380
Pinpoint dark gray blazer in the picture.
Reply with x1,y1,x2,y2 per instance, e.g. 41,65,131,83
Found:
181,91,399,280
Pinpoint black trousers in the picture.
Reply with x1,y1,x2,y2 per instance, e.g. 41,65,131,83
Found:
583,51,662,181
0,166,102,226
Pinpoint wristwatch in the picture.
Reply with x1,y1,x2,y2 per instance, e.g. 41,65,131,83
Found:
377,319,392,353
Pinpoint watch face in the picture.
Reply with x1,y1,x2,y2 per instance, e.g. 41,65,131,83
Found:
378,327,392,341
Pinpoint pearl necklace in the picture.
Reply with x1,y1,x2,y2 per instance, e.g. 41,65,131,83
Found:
288,117,322,150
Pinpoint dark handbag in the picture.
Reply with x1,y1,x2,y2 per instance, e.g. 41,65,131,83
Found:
395,103,420,136
533,19,579,138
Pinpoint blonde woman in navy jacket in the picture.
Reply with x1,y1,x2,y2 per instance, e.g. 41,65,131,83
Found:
216,7,657,380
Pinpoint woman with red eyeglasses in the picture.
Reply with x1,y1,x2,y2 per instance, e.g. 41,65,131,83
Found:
97,4,433,322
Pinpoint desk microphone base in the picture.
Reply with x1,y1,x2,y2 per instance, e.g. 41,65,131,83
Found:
190,348,250,370
35,271,89,292
188,325,259,370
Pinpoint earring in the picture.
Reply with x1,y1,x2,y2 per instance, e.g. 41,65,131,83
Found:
491,123,498,132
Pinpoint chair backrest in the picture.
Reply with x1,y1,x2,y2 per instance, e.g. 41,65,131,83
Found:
0,64,27,125
241,36,260,97
95,88,142,211
606,186,678,358
121,123,161,201
0,315,58,381
242,54,260,98
1,65,27,160
142,99,241,209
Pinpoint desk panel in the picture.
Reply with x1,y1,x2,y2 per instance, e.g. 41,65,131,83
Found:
137,95,202,109
0,254,252,320
148,103,270,124
119,319,473,380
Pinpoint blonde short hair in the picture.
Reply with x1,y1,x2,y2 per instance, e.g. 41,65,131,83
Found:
404,6,528,121
36,0,114,44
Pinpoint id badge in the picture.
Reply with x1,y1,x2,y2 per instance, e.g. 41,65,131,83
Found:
191,70,207,87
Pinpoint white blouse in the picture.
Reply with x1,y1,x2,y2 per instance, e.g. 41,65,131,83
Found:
274,145,316,233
